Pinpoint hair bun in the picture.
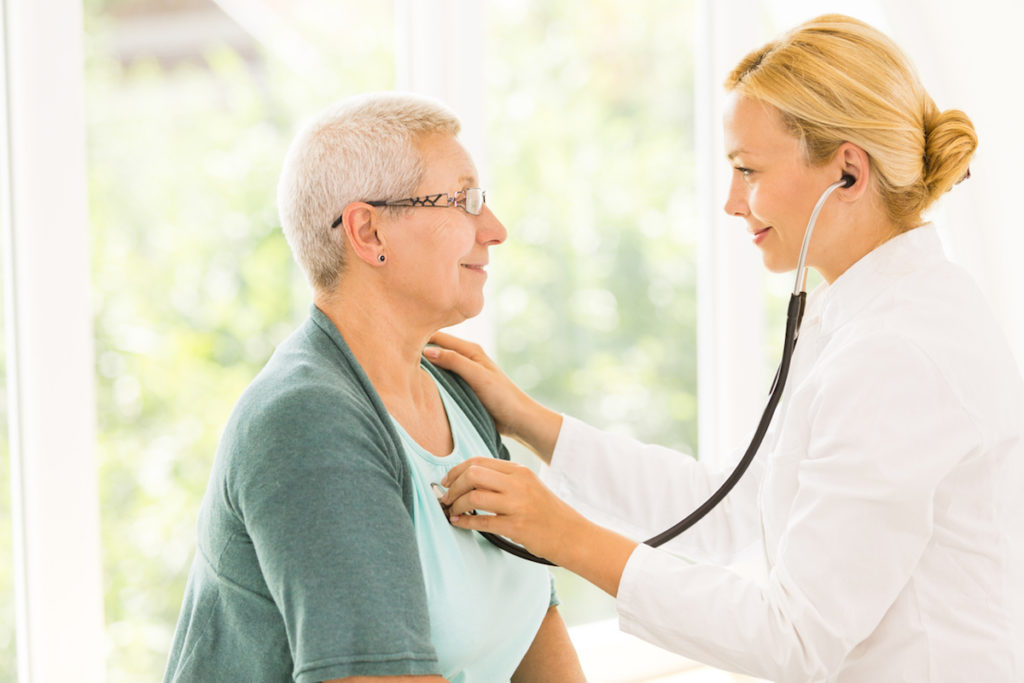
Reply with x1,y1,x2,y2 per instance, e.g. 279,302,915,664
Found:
923,108,977,200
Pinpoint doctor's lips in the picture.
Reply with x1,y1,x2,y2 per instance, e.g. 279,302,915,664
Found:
751,226,772,245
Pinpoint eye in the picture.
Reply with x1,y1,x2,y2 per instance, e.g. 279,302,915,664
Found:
734,166,754,178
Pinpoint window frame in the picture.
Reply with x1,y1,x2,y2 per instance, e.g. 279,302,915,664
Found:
1,0,106,681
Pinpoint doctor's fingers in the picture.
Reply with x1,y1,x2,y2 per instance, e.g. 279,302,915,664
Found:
447,486,509,519
428,332,498,368
425,333,527,397
441,457,519,501
448,463,548,520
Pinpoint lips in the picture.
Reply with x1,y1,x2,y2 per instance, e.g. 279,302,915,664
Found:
751,226,771,245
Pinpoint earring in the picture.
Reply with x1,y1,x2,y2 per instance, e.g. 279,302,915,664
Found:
378,254,386,263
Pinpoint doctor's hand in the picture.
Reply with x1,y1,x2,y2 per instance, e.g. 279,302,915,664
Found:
425,332,562,463
441,457,587,565
441,457,639,597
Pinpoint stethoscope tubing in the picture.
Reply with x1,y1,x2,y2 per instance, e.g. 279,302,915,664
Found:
483,178,849,565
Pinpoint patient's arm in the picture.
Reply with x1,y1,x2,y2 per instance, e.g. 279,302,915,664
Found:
512,606,587,683
325,608,582,683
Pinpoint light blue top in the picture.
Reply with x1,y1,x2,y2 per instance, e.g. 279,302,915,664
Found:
390,371,552,683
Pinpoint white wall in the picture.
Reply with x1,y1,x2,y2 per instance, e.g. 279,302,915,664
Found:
885,0,1024,370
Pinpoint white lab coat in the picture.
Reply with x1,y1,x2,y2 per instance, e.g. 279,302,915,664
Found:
544,225,1024,681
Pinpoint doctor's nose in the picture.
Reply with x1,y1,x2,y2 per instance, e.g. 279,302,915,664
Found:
723,176,749,217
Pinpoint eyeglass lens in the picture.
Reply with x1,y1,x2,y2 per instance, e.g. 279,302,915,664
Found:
464,188,485,215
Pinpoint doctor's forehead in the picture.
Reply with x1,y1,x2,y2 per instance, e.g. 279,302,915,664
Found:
723,96,796,159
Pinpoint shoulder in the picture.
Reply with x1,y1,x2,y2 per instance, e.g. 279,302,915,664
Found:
813,284,1022,447
850,259,1021,401
218,319,408,505
233,326,385,447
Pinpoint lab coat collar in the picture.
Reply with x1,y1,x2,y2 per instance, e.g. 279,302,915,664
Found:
807,224,948,337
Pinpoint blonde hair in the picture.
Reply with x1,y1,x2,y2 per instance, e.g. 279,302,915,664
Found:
726,14,976,231
276,92,461,291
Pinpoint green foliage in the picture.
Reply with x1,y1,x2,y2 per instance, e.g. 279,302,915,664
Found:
487,0,698,450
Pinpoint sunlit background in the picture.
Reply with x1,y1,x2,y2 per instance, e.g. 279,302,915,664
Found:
2,0,1021,681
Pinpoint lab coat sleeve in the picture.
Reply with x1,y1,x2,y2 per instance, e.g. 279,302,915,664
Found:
615,333,978,679
543,415,765,563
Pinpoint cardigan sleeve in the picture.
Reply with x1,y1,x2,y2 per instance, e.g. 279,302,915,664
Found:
226,373,441,682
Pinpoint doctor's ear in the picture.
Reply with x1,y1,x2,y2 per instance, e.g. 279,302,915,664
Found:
834,142,870,200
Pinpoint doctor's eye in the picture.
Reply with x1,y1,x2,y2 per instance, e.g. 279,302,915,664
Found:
734,166,755,178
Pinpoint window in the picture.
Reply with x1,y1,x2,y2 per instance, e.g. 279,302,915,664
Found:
82,0,706,675
4,0,714,678
0,0,709,678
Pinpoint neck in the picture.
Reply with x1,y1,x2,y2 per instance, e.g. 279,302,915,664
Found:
315,278,436,403
816,201,900,284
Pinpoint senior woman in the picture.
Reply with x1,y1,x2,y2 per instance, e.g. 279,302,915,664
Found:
163,93,584,683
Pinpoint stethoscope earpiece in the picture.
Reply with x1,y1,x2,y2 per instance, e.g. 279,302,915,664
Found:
841,173,855,188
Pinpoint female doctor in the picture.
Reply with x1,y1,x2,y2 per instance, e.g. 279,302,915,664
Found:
424,14,1024,682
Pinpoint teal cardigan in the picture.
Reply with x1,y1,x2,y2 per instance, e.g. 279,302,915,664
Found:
164,305,514,682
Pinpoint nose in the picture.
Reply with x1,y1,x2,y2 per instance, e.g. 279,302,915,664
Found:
723,174,749,217
476,204,507,246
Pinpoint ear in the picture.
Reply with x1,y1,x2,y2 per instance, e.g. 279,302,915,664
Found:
337,202,386,265
834,142,871,200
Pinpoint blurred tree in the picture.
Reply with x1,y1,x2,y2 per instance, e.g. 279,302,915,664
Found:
488,0,698,451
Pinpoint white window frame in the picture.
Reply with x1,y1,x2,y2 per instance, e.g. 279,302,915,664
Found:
1,1,105,681
694,0,777,466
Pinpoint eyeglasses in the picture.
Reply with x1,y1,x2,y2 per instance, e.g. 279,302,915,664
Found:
330,188,487,228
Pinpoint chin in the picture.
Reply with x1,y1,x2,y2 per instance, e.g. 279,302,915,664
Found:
461,300,485,320
438,301,484,329
762,253,799,274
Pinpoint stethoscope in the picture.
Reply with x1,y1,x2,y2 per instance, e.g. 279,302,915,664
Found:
439,174,854,566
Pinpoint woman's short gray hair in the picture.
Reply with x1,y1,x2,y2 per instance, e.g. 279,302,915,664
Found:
276,92,461,291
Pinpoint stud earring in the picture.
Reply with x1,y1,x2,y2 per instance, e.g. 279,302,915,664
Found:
378,254,386,263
